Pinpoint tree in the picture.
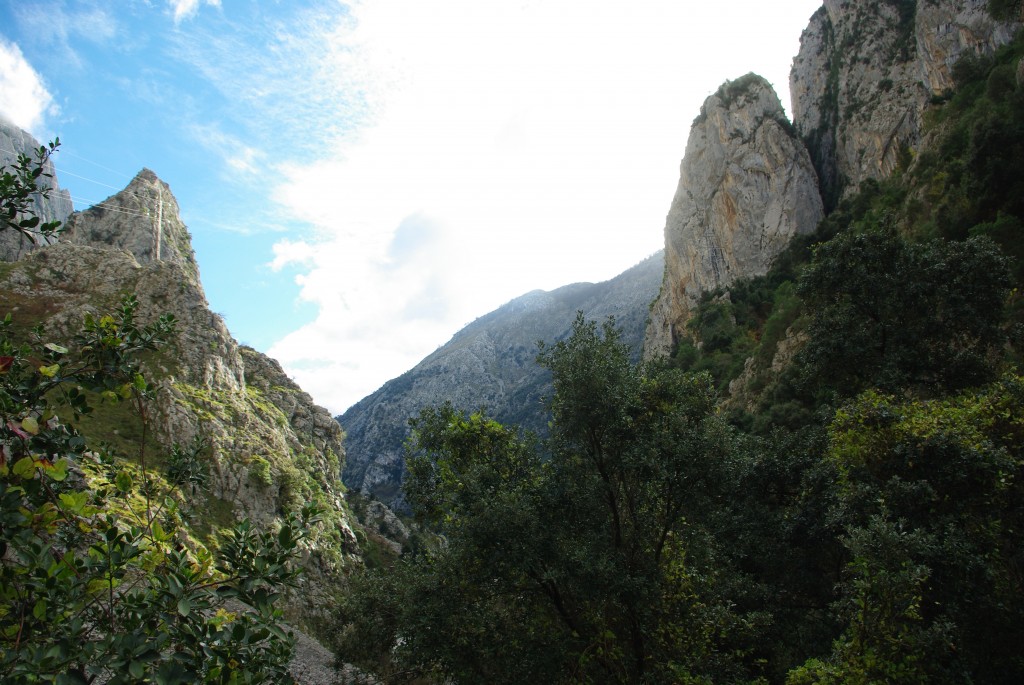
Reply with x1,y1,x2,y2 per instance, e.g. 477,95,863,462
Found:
790,377,1024,683
797,225,1011,400
336,315,755,683
0,138,64,245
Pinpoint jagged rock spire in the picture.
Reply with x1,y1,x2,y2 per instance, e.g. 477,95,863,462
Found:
64,168,202,288
643,74,823,359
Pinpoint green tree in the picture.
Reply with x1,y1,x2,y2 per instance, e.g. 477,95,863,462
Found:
797,225,1011,400
0,138,64,245
336,315,754,683
790,377,1024,683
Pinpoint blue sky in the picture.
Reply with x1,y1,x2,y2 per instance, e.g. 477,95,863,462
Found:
1,0,822,414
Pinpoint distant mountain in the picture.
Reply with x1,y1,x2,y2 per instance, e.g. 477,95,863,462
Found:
338,251,664,510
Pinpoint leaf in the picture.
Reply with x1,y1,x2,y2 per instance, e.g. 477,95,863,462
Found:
59,491,89,514
176,597,192,617
12,456,35,477
21,416,39,435
115,470,133,493
44,343,68,355
38,363,60,378
0,356,13,373
48,458,70,482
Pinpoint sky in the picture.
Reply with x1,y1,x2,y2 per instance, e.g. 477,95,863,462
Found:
1,0,823,415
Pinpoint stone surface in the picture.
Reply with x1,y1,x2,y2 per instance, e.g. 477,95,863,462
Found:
339,252,664,511
0,117,74,261
65,168,201,286
791,0,1020,206
643,75,823,359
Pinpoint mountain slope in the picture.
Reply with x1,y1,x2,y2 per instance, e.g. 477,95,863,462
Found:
339,251,663,510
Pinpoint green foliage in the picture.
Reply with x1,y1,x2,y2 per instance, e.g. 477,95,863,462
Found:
797,224,1011,399
0,297,324,683
800,377,1024,683
988,0,1022,21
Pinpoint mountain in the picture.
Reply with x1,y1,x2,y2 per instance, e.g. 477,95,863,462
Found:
339,0,1024,516
338,252,663,510
0,141,359,660
792,0,1020,210
646,0,1021,361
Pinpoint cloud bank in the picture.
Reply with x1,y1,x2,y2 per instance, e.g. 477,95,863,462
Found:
256,0,822,414
0,38,56,135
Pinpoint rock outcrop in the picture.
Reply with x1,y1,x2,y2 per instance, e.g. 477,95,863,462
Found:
0,117,74,261
65,168,201,286
791,0,1020,208
340,252,663,511
643,75,823,359
0,151,358,631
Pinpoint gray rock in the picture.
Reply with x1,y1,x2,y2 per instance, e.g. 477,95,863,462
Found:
64,168,201,287
0,169,358,635
790,0,1020,206
644,74,823,359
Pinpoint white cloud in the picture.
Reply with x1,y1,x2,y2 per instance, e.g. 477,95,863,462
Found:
170,0,221,24
187,122,265,176
0,38,57,135
260,0,823,414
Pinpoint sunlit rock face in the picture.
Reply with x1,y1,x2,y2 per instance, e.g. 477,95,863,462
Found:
65,168,202,287
0,118,74,261
643,74,823,359
790,0,1020,208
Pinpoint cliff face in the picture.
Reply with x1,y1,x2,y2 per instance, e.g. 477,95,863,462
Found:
65,168,201,286
0,117,74,261
644,75,823,359
644,1,1021,364
0,137,358,630
340,252,664,511
791,0,1020,208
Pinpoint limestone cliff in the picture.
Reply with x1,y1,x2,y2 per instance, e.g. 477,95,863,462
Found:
340,252,663,511
0,154,358,633
643,75,823,359
0,117,74,261
65,168,201,286
791,0,1020,208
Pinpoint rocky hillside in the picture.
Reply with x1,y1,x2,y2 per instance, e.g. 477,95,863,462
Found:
791,0,1020,209
0,138,359,637
339,252,663,510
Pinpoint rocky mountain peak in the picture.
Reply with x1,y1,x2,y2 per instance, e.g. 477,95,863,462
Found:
643,74,824,359
64,168,202,289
